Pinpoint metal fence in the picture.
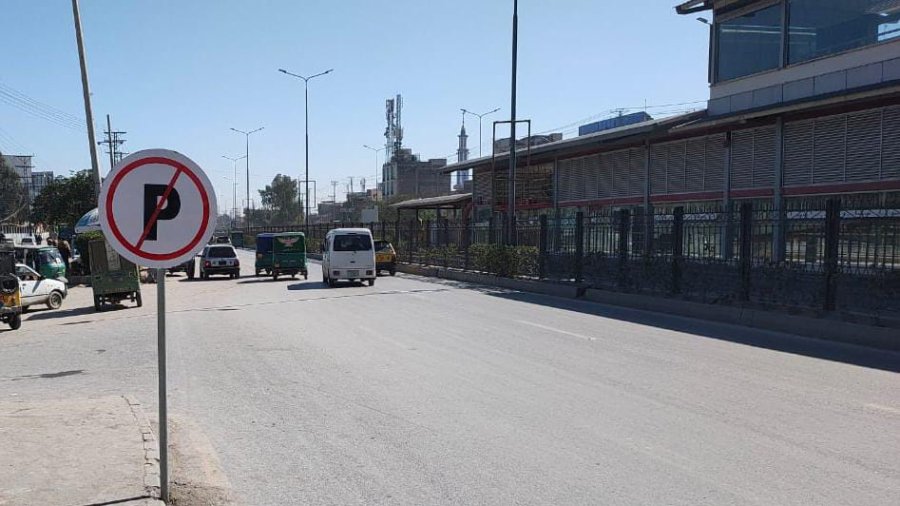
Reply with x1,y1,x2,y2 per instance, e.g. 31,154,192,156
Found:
245,197,900,317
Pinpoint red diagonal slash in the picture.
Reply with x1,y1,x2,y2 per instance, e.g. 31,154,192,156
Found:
135,167,184,249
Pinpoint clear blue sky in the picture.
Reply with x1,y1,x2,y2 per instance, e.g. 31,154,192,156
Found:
0,0,709,211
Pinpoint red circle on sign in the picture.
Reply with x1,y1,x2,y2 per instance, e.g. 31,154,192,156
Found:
105,156,211,261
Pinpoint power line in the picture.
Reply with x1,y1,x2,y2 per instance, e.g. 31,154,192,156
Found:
0,82,85,124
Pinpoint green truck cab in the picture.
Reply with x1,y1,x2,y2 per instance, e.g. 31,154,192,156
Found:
255,232,307,281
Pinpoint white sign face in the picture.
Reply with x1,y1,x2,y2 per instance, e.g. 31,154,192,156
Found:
99,149,217,269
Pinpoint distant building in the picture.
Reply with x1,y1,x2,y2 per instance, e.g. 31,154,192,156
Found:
317,201,342,222
1,155,49,202
493,133,562,154
382,148,450,199
30,171,55,199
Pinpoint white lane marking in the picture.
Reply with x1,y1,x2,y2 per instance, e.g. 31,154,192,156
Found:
864,403,900,415
517,320,596,341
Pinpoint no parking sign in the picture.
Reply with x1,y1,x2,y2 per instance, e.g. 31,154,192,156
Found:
99,149,217,269
98,148,217,502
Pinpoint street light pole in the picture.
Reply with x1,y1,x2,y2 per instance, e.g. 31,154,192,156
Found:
507,0,519,245
461,107,501,158
230,127,263,228
363,145,385,201
222,155,246,224
278,67,333,232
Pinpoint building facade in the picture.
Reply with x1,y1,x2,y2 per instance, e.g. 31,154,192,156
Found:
382,148,450,199
436,0,900,235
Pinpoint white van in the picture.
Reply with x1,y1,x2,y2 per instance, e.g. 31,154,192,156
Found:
322,228,376,287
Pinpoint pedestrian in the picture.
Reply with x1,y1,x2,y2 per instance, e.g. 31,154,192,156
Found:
58,239,71,271
35,234,43,245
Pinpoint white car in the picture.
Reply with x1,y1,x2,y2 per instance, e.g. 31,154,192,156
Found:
16,263,67,310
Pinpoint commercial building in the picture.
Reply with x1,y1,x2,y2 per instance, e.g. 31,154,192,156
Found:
382,148,450,199
437,0,900,231
1,155,53,203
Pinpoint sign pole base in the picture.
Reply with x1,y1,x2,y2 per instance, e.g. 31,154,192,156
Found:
157,268,168,502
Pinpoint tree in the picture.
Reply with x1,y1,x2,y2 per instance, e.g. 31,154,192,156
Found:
30,170,95,228
257,174,302,226
0,152,26,222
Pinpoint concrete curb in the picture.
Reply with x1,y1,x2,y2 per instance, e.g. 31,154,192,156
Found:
124,395,166,505
398,263,900,352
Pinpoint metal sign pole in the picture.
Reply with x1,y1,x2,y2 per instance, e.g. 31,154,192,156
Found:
156,268,168,502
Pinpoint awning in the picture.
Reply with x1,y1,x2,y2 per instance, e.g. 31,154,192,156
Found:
675,0,712,14
391,193,472,210
74,208,100,233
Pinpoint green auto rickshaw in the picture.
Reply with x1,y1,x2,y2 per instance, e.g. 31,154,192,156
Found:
0,246,22,330
15,245,67,280
255,232,307,280
89,237,142,311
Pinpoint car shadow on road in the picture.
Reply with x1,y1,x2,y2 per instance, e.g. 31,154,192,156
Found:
22,305,111,322
237,277,299,285
485,290,900,374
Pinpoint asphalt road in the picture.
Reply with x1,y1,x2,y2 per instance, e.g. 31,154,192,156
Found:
3,249,900,505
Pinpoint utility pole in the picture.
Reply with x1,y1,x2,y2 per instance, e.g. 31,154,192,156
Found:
99,115,127,172
507,0,519,245
71,0,101,201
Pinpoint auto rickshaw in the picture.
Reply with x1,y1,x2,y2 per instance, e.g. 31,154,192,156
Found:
14,245,67,280
255,232,307,280
89,237,142,311
0,246,22,330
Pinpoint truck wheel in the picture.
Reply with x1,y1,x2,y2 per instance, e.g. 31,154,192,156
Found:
304,273,308,280
94,295,101,312
46,291,63,310
9,314,21,330
255,269,260,277
367,278,375,287
135,293,143,308
273,272,279,281
390,269,396,276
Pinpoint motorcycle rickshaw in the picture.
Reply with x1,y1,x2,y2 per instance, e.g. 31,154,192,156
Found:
0,246,22,330
255,232,307,280
89,237,142,311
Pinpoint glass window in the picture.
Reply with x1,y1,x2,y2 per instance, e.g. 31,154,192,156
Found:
207,246,236,258
717,4,783,82
333,235,373,252
789,0,900,64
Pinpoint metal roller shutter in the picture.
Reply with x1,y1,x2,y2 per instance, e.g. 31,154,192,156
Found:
597,153,612,199
650,144,667,194
584,154,601,200
881,105,900,179
685,137,705,192
784,119,814,186
730,129,754,189
812,115,846,184
610,149,631,197
667,141,687,194
845,109,882,182
705,133,726,191
753,126,776,187
629,147,647,197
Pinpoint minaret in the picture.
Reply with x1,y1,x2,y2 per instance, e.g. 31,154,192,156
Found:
456,113,470,189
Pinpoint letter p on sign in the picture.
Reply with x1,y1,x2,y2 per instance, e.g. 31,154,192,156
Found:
99,149,218,269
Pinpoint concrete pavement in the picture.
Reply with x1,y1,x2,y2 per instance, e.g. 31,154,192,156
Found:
2,248,899,505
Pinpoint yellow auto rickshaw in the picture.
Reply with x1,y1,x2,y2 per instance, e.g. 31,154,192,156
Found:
0,246,22,330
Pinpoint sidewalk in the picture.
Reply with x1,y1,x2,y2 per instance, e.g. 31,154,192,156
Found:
0,395,162,506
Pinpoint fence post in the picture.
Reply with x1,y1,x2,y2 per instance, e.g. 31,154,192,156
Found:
739,202,753,301
824,197,841,311
574,211,584,283
394,219,401,259
424,219,431,250
618,208,630,288
672,206,684,295
539,214,548,279
408,219,415,263
463,218,471,271
488,216,495,245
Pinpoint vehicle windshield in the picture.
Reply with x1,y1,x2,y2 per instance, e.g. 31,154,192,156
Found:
333,235,372,252
207,246,236,258
374,240,391,251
